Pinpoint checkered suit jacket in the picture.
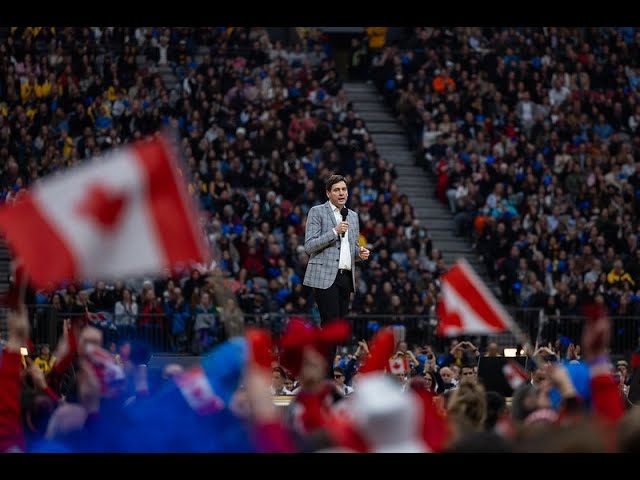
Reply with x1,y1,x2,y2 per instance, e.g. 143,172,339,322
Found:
303,201,361,290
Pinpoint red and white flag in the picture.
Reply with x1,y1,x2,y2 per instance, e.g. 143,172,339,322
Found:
502,360,529,391
0,137,208,288
388,356,409,375
437,258,514,336
85,311,113,327
85,343,126,397
174,365,225,415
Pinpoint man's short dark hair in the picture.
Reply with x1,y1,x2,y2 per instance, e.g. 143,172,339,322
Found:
325,174,347,192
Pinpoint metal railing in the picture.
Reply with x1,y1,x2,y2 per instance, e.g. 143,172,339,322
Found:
13,304,640,357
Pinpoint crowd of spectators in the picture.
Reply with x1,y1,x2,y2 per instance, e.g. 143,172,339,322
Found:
2,26,640,455
0,27,440,353
7,26,640,353
369,27,640,326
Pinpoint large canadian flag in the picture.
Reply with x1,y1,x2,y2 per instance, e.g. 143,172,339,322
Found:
437,258,514,336
0,137,208,288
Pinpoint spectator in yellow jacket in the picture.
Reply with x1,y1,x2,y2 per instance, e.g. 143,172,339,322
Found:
20,74,38,103
607,260,635,287
34,344,56,375
366,27,387,51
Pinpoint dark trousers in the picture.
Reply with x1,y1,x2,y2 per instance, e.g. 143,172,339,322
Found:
313,270,353,377
313,270,353,326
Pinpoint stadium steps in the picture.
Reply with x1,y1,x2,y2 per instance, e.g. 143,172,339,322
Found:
135,55,180,93
344,82,515,348
194,45,211,65
157,64,179,92
343,82,489,272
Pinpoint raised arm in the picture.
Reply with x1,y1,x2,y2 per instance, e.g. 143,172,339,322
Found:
5,304,29,353
582,304,624,424
245,329,298,453
0,306,29,452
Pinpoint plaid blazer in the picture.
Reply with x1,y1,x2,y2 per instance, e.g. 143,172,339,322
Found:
303,201,361,290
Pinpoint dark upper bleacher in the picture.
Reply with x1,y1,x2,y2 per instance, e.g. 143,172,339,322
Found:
370,27,640,319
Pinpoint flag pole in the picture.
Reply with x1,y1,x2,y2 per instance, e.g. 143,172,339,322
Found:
17,271,28,308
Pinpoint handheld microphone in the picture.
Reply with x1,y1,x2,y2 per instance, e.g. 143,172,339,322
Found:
340,206,348,238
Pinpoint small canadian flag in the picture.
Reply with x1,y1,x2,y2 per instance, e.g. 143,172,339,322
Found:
174,365,225,415
0,136,208,288
85,343,126,397
85,311,111,325
388,356,409,375
502,360,529,391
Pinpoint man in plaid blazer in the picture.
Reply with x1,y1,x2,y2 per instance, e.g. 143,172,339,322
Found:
303,175,370,326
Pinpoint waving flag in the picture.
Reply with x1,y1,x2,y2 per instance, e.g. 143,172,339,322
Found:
437,259,514,336
388,356,409,375
85,344,126,397
174,365,225,415
85,311,115,329
0,136,208,288
502,359,528,391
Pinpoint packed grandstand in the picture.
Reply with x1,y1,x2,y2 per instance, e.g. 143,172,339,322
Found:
0,27,638,453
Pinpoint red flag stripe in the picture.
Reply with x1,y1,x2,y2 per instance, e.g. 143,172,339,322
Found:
133,139,208,268
443,260,513,331
0,195,76,288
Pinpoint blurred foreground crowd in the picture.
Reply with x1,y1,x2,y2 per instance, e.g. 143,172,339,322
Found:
1,302,639,453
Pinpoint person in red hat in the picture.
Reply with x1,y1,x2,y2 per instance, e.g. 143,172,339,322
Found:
322,328,450,453
278,317,350,438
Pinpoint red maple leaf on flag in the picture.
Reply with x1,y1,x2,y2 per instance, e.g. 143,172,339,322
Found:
388,357,408,375
76,183,128,231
